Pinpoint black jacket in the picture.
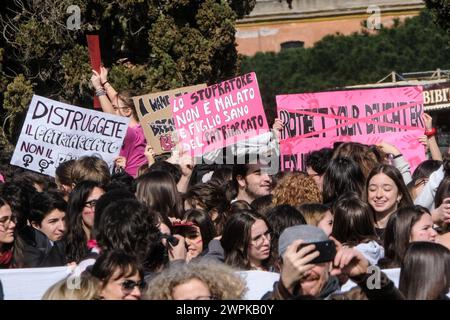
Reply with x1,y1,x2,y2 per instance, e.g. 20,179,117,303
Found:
17,226,66,268
263,271,404,300
0,279,3,300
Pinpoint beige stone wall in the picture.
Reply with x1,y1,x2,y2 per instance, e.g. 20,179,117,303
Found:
236,0,424,56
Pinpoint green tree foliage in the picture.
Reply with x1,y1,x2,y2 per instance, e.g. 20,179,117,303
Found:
0,0,255,149
241,10,450,122
425,0,450,31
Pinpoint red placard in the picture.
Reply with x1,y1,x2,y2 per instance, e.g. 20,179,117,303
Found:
87,35,101,109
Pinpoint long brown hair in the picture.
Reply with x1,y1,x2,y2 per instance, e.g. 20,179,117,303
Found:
221,210,273,271
332,142,384,178
135,171,183,219
379,205,431,268
331,193,378,246
399,242,450,300
365,164,413,218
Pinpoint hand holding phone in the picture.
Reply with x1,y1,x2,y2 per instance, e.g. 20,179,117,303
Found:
297,240,336,264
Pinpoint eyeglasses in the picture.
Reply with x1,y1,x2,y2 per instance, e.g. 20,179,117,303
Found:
251,230,271,246
121,280,147,294
112,105,131,111
84,200,98,209
0,214,18,227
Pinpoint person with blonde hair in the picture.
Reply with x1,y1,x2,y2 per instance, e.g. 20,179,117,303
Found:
272,172,322,207
55,160,76,201
297,203,333,237
144,261,247,300
42,274,100,300
71,156,111,188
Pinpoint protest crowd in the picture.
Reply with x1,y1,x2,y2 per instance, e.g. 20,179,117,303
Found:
0,65,449,302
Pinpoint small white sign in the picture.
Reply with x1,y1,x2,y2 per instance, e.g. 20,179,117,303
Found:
10,95,130,177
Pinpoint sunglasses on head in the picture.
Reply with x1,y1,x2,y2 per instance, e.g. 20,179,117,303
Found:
121,280,147,293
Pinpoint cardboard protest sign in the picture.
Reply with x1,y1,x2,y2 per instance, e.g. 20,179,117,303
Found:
10,95,130,177
277,86,426,172
172,72,270,157
132,84,206,155
237,270,280,300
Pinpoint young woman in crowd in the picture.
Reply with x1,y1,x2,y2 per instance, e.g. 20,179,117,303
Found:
378,205,437,268
183,180,230,235
179,209,216,262
54,160,76,201
221,210,273,271
91,68,147,177
331,193,384,265
297,203,333,237
144,261,246,300
322,157,366,205
0,182,38,238
414,154,449,211
95,198,169,274
365,164,413,239
265,205,306,270
65,181,105,263
89,250,146,300
399,241,450,300
305,147,334,192
0,197,16,268
135,170,183,220
332,142,383,179
251,194,274,216
408,160,442,200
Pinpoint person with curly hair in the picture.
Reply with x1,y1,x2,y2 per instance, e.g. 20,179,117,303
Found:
144,261,247,300
272,172,322,207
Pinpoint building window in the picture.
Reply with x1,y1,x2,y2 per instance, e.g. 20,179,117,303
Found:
280,41,304,50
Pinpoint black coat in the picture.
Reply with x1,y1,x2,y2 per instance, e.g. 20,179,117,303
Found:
17,226,67,268
0,279,3,300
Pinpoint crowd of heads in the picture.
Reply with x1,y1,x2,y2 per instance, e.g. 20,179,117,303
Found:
0,137,449,301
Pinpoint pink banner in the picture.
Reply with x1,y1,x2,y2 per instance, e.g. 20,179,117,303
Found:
277,86,426,172
172,72,269,156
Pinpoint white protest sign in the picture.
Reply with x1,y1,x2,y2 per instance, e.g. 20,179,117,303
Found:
0,266,72,300
236,270,280,300
10,95,130,177
340,267,400,292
